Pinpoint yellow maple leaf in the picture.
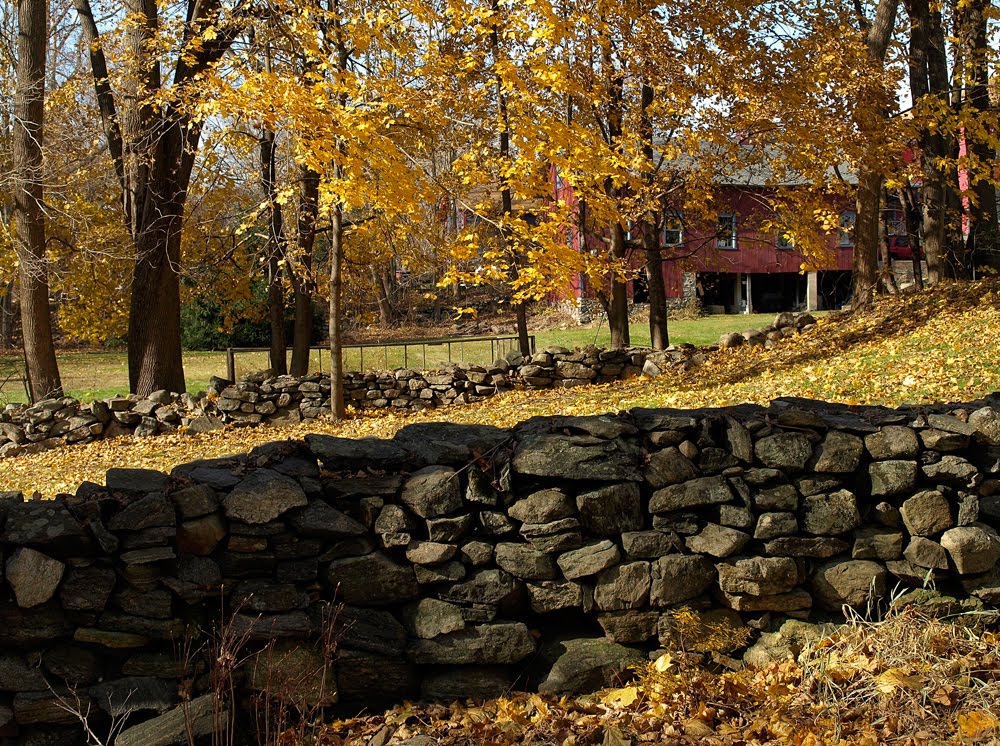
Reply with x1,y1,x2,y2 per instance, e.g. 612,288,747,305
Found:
873,668,923,693
957,711,1000,739
601,686,639,709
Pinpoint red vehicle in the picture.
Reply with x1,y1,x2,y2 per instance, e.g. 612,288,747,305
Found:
888,234,924,261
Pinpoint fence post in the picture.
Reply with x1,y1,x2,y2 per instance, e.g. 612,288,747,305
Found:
226,348,236,382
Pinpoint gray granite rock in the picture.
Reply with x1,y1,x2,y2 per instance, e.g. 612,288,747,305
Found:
649,476,733,513
289,500,366,538
406,623,535,664
904,537,949,569
764,536,850,558
650,555,715,606
405,541,457,566
969,406,1000,445
326,553,419,605
922,456,979,486
869,460,918,497
527,580,592,614
716,556,799,596
865,426,919,459
512,434,642,481
852,527,904,560
811,560,887,611
495,542,558,580
538,638,643,694
801,490,861,535
685,523,749,558
115,693,220,746
940,525,1000,575
519,517,582,552
598,610,660,643
400,466,462,518
753,484,799,511
576,483,642,535
754,512,797,540
105,468,169,493
754,433,813,472
439,569,521,607
5,548,65,608
621,531,675,559
900,490,953,536
421,667,515,701
593,561,651,610
508,489,574,523
557,541,621,579
814,431,863,473
108,494,175,531
402,599,466,639
224,470,307,524
306,434,409,470
645,447,699,488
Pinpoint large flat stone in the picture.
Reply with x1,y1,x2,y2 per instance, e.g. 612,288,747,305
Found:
406,623,535,664
512,434,642,481
223,470,307,524
650,555,715,606
649,476,734,513
326,553,419,605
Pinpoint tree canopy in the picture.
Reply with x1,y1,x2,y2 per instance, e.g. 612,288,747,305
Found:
1,0,997,406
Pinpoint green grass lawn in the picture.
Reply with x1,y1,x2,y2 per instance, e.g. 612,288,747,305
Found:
0,311,811,404
532,312,801,349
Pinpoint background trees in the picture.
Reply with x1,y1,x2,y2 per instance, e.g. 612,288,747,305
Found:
0,0,996,401
12,0,62,399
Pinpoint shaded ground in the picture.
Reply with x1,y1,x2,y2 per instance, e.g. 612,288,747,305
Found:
0,310,792,403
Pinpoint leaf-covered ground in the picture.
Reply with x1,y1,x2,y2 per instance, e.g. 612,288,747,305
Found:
4,279,1000,498
304,608,1000,745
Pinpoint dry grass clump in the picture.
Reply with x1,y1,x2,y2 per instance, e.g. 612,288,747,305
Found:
306,607,1000,745
796,605,1000,743
632,605,1000,744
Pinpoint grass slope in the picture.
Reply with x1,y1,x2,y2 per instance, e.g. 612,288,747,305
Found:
3,281,999,499
0,313,801,403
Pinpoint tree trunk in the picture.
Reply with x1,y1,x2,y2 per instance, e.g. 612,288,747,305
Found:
640,81,668,349
608,222,631,347
329,205,346,419
490,0,530,359
852,169,883,310
515,303,530,356
13,0,62,401
955,0,997,273
372,266,396,325
74,0,237,396
289,165,320,376
909,0,952,283
128,203,186,395
259,128,288,376
601,30,630,349
851,0,899,312
878,186,898,294
644,225,668,349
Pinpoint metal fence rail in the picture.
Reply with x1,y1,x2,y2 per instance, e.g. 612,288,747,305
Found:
226,334,535,382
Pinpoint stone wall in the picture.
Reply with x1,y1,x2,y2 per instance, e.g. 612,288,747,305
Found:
0,312,816,460
1,396,1000,742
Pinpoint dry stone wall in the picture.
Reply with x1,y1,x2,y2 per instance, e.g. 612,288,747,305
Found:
1,395,1000,743
0,313,817,460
